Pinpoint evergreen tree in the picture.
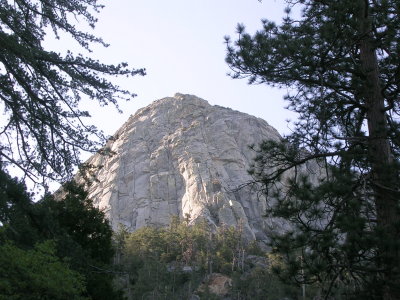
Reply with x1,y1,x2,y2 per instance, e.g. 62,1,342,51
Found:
0,165,40,247
225,1,400,299
38,182,121,299
0,241,87,299
0,168,122,299
0,0,145,182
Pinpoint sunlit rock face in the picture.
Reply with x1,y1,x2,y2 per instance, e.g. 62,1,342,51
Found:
80,93,294,243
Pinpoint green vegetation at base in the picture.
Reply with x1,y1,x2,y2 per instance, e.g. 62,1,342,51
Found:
114,218,322,300
0,168,123,300
0,241,86,300
0,166,354,299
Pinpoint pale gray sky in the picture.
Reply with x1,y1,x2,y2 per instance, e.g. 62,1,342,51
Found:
7,0,299,194
74,0,296,156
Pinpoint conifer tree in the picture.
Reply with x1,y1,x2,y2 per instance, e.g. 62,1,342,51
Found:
226,1,400,299
0,170,122,299
0,0,145,183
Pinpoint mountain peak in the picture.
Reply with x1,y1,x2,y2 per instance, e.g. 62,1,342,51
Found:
80,94,284,243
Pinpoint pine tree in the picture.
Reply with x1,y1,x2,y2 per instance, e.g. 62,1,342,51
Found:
0,241,87,299
0,0,145,183
0,171,123,299
225,1,400,299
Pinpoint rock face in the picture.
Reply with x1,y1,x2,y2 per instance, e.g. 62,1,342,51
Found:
81,93,298,242
197,273,232,297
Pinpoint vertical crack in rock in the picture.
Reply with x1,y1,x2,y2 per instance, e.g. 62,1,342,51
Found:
77,93,321,243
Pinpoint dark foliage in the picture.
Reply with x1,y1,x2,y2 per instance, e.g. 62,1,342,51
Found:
226,0,400,299
0,241,87,299
0,0,145,183
39,182,122,299
0,167,122,299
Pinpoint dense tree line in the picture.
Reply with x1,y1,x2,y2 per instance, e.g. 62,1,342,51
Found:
0,1,141,296
0,169,122,299
114,218,320,300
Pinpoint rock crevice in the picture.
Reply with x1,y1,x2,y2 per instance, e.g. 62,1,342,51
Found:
81,93,287,242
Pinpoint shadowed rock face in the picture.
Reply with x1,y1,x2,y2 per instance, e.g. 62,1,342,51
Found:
80,93,288,242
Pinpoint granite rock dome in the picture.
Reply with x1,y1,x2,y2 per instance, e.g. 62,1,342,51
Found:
80,93,302,243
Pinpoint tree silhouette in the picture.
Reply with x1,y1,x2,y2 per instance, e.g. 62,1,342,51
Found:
0,0,145,183
226,1,400,298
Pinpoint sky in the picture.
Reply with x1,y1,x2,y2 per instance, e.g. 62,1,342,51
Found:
69,0,297,160
7,0,299,193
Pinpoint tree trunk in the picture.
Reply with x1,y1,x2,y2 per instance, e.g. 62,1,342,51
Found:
358,1,400,299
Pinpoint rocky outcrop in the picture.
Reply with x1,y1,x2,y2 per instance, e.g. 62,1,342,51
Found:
197,273,232,297
79,93,321,243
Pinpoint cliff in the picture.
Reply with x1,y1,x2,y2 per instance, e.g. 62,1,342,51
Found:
80,93,305,243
